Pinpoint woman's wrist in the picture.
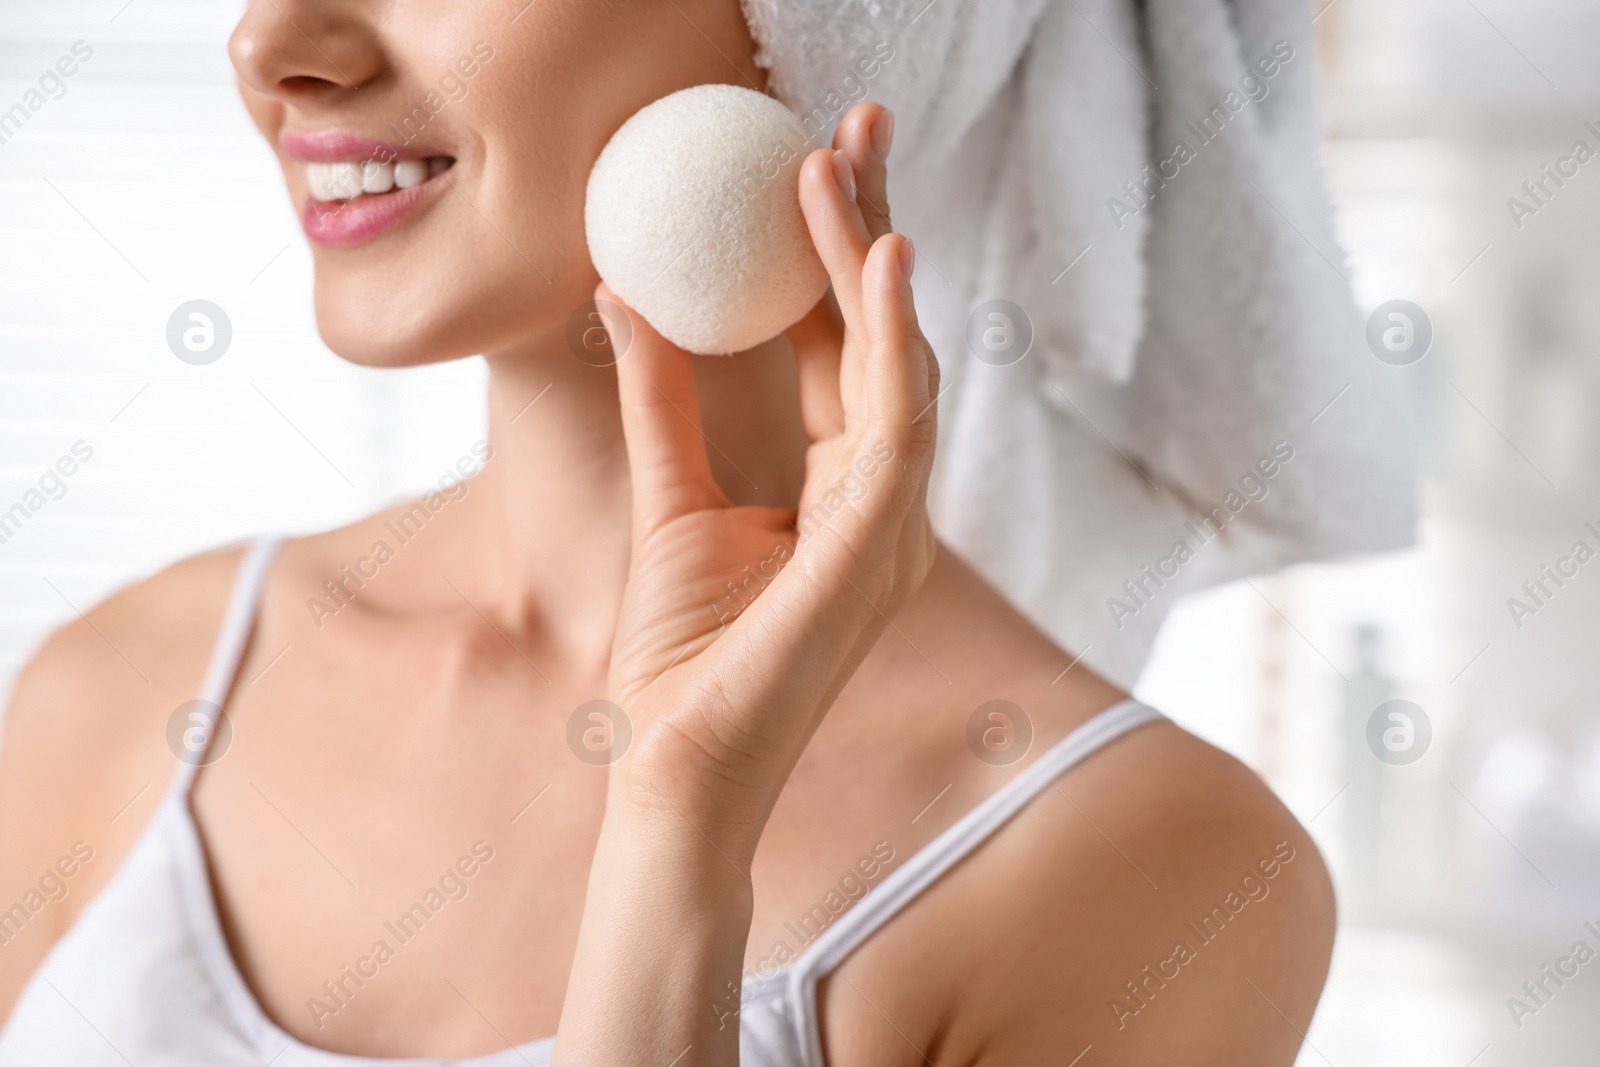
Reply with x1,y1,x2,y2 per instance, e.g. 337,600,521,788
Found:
602,684,815,858
603,753,775,870
594,798,761,891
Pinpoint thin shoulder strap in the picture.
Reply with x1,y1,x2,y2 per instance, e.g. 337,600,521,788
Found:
168,536,284,798
786,697,1165,1067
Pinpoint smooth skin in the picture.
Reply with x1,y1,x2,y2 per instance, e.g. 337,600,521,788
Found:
0,0,1335,1063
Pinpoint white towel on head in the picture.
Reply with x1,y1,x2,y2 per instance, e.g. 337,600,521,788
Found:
741,0,1416,687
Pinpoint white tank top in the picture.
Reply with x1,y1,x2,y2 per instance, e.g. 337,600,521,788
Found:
0,537,1164,1066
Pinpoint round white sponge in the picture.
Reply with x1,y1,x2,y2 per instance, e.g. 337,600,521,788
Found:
585,84,829,355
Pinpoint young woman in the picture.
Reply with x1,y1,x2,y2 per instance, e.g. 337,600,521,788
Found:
0,0,1334,1063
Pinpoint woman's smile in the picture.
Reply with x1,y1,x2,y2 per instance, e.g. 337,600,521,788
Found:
282,129,458,247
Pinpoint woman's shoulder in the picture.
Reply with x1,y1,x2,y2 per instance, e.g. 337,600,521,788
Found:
990,723,1332,1064
826,718,1335,1067
0,541,247,1005
1,541,248,794
3,540,248,749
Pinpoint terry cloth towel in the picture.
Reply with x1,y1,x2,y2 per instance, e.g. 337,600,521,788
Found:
741,0,1416,687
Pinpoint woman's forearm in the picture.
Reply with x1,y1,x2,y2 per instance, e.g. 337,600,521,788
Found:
555,804,758,1067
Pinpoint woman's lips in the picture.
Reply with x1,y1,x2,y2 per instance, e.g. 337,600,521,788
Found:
300,173,452,247
282,129,458,248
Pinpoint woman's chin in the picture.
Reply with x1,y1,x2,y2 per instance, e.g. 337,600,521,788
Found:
311,282,467,367
308,252,588,368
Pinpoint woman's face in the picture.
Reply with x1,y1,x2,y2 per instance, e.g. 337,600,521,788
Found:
230,0,762,366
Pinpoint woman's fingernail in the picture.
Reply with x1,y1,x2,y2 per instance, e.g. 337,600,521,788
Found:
871,110,895,161
831,149,856,203
898,237,915,281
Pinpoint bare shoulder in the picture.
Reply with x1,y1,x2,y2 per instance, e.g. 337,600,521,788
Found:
0,543,245,1014
831,720,1335,1067
975,722,1332,1064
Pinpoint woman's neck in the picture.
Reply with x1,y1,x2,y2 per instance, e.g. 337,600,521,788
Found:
426,329,808,669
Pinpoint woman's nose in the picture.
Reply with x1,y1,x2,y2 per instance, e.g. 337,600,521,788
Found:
229,0,384,101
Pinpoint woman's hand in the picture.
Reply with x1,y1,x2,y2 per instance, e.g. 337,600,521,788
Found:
602,103,935,841
554,103,935,1067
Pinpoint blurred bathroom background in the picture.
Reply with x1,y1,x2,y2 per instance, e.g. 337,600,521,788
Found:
2,0,1598,1062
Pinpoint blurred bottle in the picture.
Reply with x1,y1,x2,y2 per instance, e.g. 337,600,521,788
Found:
1341,623,1393,920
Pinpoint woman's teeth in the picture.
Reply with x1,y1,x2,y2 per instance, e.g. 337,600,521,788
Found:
305,158,453,201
